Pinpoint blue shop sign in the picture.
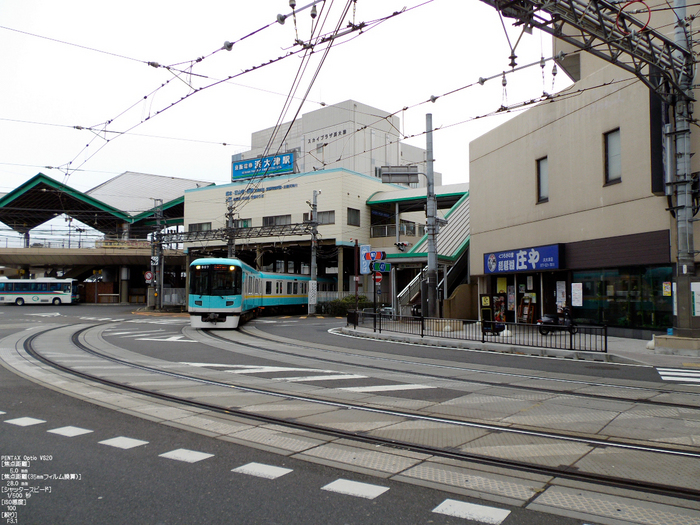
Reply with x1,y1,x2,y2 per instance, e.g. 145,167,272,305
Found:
232,152,295,180
484,244,561,274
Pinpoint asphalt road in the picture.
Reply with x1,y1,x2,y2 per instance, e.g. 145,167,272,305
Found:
1,305,587,525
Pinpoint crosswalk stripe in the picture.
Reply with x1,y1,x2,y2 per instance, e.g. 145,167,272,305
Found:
656,368,700,383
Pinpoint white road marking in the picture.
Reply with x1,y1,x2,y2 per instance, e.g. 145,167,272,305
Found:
48,426,93,437
280,374,368,382
159,449,214,463
4,417,46,427
321,479,389,500
432,499,511,524
657,368,700,383
136,335,194,342
232,462,293,479
339,384,436,393
105,329,167,336
227,366,323,374
27,312,61,317
98,436,149,449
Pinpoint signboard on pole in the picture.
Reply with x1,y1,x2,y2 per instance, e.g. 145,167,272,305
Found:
360,245,371,274
371,261,391,273
373,272,383,283
308,280,317,305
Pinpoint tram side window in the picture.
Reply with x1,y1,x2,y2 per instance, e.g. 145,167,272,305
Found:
266,281,272,295
293,281,298,295
287,282,292,295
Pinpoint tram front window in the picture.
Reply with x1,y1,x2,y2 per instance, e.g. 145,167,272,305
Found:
211,267,241,296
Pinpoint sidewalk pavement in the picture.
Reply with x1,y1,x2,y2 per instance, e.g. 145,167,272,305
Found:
340,324,700,369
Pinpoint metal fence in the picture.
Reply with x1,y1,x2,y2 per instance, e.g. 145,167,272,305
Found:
349,312,608,353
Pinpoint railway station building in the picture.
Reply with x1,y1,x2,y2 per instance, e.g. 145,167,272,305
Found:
0,101,474,315
183,100,473,316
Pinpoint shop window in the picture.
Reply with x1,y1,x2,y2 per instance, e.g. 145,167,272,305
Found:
347,208,360,227
537,157,548,203
604,128,621,184
572,266,672,330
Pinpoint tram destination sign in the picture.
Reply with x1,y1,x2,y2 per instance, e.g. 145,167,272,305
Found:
484,244,561,274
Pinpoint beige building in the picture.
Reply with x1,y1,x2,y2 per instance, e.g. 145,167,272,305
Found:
235,100,440,188
469,33,689,335
185,101,467,307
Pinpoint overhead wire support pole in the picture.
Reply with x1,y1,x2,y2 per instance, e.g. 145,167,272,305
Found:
308,190,320,315
426,114,438,319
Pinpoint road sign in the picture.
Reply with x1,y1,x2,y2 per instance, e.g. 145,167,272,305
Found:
371,261,391,273
373,272,383,283
364,251,386,261
144,271,153,283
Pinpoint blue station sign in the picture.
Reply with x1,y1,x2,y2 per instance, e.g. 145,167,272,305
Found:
232,152,295,180
484,244,561,274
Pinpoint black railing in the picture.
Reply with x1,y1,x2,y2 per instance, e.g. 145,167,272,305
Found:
348,311,607,353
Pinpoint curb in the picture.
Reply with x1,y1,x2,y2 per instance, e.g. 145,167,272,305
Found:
339,326,640,365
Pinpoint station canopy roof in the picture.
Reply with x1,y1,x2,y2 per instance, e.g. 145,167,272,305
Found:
366,183,469,214
0,172,213,238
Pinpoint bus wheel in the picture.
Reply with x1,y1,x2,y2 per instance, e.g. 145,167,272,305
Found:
52,298,61,305
15,298,24,306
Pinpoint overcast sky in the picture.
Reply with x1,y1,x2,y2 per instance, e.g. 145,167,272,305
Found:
0,0,574,201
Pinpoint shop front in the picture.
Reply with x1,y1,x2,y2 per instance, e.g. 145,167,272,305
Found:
483,232,674,333
483,244,564,324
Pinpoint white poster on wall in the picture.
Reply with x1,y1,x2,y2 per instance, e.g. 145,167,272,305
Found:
572,283,583,307
556,281,566,305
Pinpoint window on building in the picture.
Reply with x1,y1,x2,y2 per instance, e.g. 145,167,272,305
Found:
347,208,360,227
537,157,549,203
234,218,251,228
188,222,212,232
303,211,335,224
605,128,621,184
262,215,291,227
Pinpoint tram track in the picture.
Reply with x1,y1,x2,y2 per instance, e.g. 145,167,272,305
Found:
16,323,700,502
223,325,700,412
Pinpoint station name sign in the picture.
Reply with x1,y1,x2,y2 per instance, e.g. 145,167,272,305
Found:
484,244,561,274
232,152,295,181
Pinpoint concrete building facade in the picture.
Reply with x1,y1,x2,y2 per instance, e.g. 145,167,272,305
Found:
469,34,687,335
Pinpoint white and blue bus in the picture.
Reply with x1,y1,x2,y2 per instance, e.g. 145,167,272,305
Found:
0,278,79,305
188,257,335,329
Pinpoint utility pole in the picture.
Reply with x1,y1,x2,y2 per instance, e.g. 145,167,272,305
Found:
308,190,320,315
226,203,236,258
672,0,697,336
425,114,438,319
151,199,164,310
